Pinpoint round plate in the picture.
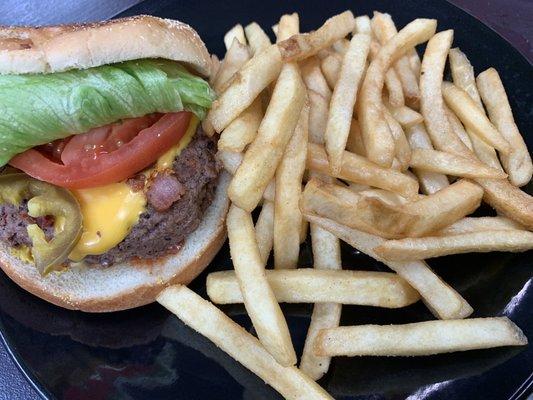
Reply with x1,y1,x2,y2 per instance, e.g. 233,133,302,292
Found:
1,0,532,399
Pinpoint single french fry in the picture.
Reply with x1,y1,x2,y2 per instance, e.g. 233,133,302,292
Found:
303,213,473,319
477,68,533,186
207,269,420,307
277,11,355,61
308,90,330,145
372,12,421,107
405,123,449,194
445,105,474,151
345,119,366,155
435,216,525,236
212,39,251,94
277,13,300,42
387,104,423,128
224,24,246,50
301,57,332,100
226,205,296,366
369,41,405,107
245,22,272,55
207,45,282,133
420,30,472,158
410,148,507,179
353,15,371,35
157,285,333,400
442,82,511,154
229,63,306,211
255,202,275,264
274,104,309,269
320,53,342,90
218,97,262,152
307,143,419,198
375,230,533,261
448,48,503,171
383,108,411,171
359,19,437,167
314,318,527,357
407,48,421,76
209,54,221,85
325,34,371,174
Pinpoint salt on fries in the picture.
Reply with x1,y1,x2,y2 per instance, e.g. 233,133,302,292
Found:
162,10,531,399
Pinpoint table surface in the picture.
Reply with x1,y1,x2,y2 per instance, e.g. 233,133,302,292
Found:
0,1,531,399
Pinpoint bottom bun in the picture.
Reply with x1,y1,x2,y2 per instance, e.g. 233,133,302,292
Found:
0,172,231,312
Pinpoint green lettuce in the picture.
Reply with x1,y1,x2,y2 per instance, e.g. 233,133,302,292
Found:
0,59,215,166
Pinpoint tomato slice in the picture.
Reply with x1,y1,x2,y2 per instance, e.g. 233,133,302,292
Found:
10,112,192,189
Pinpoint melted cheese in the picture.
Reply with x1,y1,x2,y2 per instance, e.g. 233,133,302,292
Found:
68,116,199,261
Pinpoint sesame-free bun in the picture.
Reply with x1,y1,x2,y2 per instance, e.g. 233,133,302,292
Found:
0,15,212,76
0,172,230,312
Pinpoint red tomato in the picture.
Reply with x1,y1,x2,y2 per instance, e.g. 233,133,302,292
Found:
10,112,192,189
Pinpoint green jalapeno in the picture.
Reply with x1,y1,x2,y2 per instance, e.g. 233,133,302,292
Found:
0,174,82,275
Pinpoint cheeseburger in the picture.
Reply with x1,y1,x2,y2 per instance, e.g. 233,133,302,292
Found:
0,16,230,311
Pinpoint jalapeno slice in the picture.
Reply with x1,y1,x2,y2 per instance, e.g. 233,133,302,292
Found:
0,174,82,275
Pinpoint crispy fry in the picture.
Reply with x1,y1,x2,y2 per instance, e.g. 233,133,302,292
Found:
275,104,309,269
372,12,420,107
277,13,300,42
387,104,423,128
157,285,333,400
277,11,355,61
407,48,421,76
300,222,342,380
410,148,507,179
325,34,370,174
303,213,473,319
207,269,420,306
359,19,437,167
320,53,342,89
477,68,533,186
442,82,511,154
307,143,419,198
436,216,525,236
301,57,332,100
444,105,474,151
227,205,296,366
308,90,330,145
224,24,246,49
353,15,371,35
245,22,272,55
369,41,405,107
314,318,527,357
406,123,449,194
218,97,262,152
383,108,411,170
212,39,251,94
229,63,306,211
420,30,472,157
448,48,503,171
255,202,275,264
207,45,282,133
375,230,533,261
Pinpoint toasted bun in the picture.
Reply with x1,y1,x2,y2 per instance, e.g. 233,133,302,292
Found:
0,172,230,312
0,15,211,76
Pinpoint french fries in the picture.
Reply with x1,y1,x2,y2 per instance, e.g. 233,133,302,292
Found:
218,98,262,152
366,40,405,107
345,120,367,155
448,48,503,171
307,143,419,198
308,90,330,145
226,206,296,366
224,24,246,49
387,105,423,128
207,269,420,307
304,213,473,320
320,54,342,89
274,105,309,269
442,82,511,154
477,68,533,186
383,108,411,170
314,318,527,357
410,148,507,179
228,63,306,211
206,45,282,133
244,22,272,55
445,105,474,151
277,13,300,41
157,285,333,400
420,30,471,157
277,11,355,61
435,216,525,236
359,18,436,167
375,230,533,261
255,202,275,264
325,34,370,173
212,39,251,94
301,57,332,100
300,222,342,380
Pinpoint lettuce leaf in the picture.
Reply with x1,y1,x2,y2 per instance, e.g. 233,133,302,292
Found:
0,59,215,166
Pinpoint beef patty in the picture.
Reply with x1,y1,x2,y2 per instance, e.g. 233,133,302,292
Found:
0,129,220,266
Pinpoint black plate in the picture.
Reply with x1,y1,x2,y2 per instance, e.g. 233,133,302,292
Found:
1,0,532,399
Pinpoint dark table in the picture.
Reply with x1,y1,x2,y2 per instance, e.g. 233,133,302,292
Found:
0,1,531,399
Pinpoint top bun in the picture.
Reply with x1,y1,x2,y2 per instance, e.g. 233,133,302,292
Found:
0,15,212,76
